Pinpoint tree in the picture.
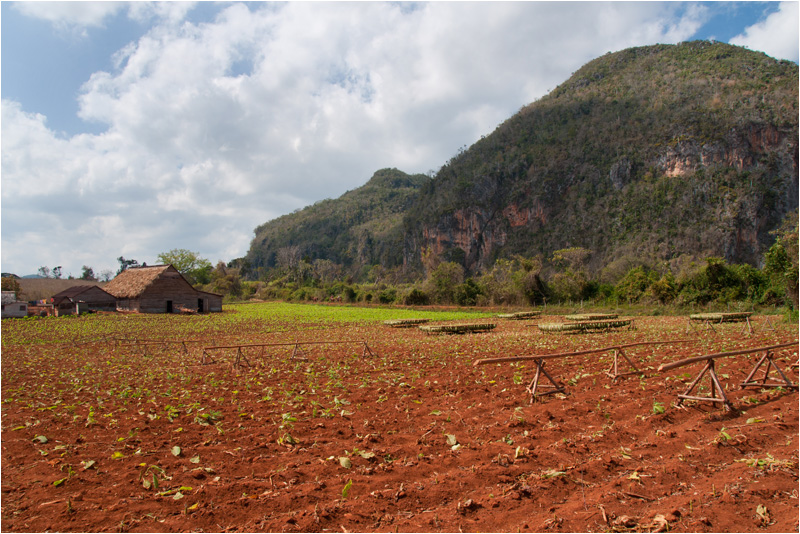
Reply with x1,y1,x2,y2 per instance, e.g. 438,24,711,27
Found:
80,265,97,281
36,265,62,279
276,246,302,272
549,248,593,302
117,256,139,275
156,248,212,285
99,269,114,282
426,262,464,303
479,259,518,305
551,247,591,271
207,261,243,297
1,276,21,295
764,211,799,309
420,247,441,277
312,259,342,284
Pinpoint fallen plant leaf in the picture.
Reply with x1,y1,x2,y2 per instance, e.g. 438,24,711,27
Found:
756,504,770,526
650,514,669,533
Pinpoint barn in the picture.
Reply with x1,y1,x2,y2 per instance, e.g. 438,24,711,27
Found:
51,285,117,316
104,265,223,314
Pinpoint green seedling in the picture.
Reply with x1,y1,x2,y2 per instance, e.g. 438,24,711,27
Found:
138,464,169,490
341,479,353,499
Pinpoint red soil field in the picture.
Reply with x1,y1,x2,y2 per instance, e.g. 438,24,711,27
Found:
1,309,798,532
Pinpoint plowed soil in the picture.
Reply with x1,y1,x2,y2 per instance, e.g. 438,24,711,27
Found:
2,306,798,532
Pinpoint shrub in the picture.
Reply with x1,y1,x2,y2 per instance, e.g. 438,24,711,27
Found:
648,274,677,304
342,285,357,302
378,288,398,304
454,278,482,306
615,266,658,303
403,288,430,306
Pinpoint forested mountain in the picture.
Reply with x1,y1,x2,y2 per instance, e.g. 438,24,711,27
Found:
247,41,798,279
247,168,428,274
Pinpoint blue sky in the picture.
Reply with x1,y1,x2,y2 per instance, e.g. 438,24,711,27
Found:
2,1,798,277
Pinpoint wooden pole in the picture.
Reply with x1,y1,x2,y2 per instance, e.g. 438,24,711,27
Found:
527,359,565,402
606,348,641,380
658,342,798,372
740,351,798,390
677,359,732,411
473,340,698,367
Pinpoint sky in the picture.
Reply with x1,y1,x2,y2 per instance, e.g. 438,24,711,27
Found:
2,1,798,278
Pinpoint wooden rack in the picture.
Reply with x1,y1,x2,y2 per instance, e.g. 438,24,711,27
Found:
474,340,697,403
658,341,798,411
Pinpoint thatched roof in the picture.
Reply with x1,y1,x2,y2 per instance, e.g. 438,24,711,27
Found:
103,265,175,299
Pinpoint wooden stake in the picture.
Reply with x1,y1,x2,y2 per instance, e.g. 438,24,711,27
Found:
606,348,641,380
290,343,307,360
234,347,252,368
740,316,754,336
526,359,565,403
677,359,732,411
740,351,798,390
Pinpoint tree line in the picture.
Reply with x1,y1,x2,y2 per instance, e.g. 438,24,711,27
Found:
211,211,798,317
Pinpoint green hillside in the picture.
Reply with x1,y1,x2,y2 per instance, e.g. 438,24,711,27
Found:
403,41,798,273
247,168,428,274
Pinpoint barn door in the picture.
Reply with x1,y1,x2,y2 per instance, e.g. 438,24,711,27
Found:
166,300,173,313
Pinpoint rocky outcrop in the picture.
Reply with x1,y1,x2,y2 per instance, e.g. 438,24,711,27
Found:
658,124,794,178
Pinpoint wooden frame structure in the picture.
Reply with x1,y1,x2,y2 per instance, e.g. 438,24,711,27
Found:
658,341,798,411
538,319,633,333
686,312,754,335
201,340,376,368
419,323,496,335
473,340,697,403
383,318,430,328
497,311,542,320
564,313,618,321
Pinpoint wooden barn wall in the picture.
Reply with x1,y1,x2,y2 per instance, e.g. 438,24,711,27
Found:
138,270,200,313
81,287,117,312
116,299,139,312
199,292,223,312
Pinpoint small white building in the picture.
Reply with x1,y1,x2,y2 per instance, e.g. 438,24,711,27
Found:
2,291,28,318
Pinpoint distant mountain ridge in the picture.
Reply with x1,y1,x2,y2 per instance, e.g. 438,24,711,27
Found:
246,41,798,277
247,168,429,273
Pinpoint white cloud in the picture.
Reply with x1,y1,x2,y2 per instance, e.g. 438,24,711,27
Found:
12,1,125,36
0,2,739,276
730,1,800,61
